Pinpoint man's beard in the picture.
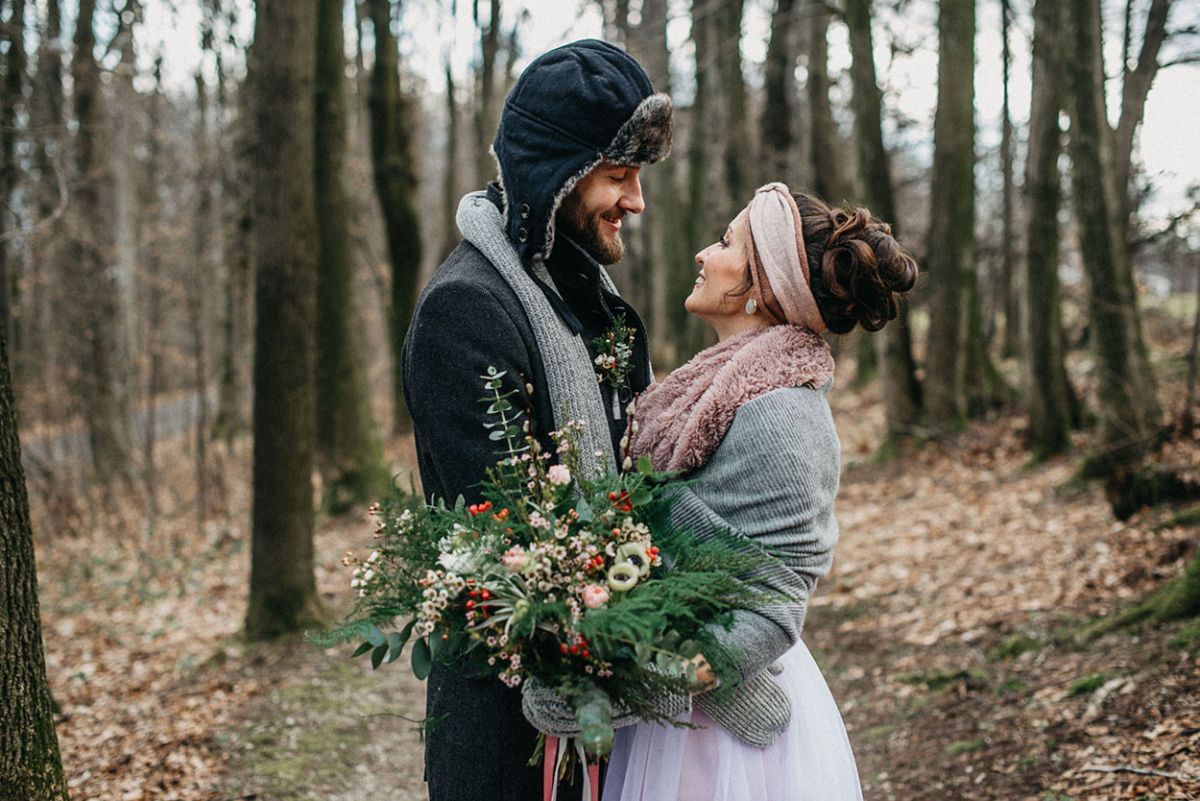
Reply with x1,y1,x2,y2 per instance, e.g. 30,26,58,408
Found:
557,194,626,265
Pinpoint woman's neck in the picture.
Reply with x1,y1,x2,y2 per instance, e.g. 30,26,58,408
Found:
708,313,773,342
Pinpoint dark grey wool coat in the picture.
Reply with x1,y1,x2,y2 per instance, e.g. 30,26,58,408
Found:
402,188,651,801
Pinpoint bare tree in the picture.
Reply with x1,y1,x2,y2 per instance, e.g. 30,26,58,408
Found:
844,0,922,442
315,0,387,510
71,0,133,481
999,0,1019,358
245,0,325,640
473,0,502,187
761,0,799,186
806,0,849,204
1021,0,1076,460
0,327,69,800
924,0,976,431
367,0,423,434
0,0,26,354
1065,0,1162,472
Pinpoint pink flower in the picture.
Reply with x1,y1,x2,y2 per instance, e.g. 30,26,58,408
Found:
547,464,572,485
581,584,610,609
501,546,528,571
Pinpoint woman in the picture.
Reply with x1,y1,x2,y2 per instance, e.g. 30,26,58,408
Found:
602,183,918,800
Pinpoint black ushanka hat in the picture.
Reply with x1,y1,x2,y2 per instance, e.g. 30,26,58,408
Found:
491,39,673,266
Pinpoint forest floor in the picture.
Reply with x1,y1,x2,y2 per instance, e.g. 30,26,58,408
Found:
29,309,1200,801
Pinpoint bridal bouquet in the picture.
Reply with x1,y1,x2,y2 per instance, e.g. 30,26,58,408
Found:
313,368,775,757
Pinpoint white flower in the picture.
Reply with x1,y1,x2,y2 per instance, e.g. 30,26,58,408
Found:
606,562,640,592
547,464,572,485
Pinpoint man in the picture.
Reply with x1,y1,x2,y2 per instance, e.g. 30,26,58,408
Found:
402,39,673,801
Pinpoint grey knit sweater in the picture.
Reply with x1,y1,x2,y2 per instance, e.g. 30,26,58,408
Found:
523,383,841,747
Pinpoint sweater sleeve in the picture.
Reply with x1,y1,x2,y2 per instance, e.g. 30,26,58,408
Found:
667,387,841,680
402,277,537,506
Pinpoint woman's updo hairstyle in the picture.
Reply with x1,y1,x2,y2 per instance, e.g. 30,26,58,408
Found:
792,192,918,335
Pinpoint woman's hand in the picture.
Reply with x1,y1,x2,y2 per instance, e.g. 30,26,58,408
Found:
688,654,718,693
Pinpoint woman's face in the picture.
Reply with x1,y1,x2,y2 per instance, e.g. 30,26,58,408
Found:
685,209,752,322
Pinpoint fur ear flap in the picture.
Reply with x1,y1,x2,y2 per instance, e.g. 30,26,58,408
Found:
603,93,673,165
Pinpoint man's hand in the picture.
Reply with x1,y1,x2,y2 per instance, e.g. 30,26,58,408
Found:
688,654,718,692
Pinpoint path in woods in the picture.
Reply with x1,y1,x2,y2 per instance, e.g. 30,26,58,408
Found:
34,381,1199,800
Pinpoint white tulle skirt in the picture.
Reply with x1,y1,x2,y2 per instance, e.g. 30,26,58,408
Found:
601,641,863,801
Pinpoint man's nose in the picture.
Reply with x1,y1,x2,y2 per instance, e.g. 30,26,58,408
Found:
619,174,645,215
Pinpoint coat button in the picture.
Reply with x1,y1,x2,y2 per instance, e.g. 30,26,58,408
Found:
767,662,783,675
518,228,528,242
520,203,530,219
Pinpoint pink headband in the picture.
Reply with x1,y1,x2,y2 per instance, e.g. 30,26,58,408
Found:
743,182,827,333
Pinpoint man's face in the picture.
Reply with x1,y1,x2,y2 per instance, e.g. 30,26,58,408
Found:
555,162,645,265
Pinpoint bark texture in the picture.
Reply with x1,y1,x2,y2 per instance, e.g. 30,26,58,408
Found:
0,326,69,800
315,0,386,511
844,0,921,418
367,0,423,434
761,0,799,186
923,0,976,431
245,0,325,641
71,0,133,480
1021,0,1074,460
1065,0,1161,470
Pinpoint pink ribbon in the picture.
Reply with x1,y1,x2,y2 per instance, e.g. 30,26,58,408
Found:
542,736,600,801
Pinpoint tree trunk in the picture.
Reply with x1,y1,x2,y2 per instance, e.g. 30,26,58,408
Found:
999,0,1020,358
141,57,165,523
0,326,69,800
923,0,976,432
191,71,213,521
844,0,922,438
620,0,682,367
1113,0,1172,236
718,1,751,210
1179,257,1199,433
367,0,423,434
806,0,848,204
473,0,502,187
441,60,461,261
761,0,798,187
71,0,132,481
0,0,25,356
1021,0,1074,460
315,0,387,512
213,51,255,444
245,0,325,641
111,0,142,370
26,0,64,427
1065,0,1161,472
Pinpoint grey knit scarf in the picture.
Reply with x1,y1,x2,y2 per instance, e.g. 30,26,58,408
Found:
456,190,626,479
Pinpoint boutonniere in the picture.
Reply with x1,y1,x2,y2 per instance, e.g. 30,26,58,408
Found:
593,315,637,408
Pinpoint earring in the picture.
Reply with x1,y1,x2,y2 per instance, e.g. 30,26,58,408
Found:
744,298,757,315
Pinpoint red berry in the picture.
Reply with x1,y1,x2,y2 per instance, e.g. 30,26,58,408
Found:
465,600,475,609
582,650,590,659
560,643,569,654
481,590,491,600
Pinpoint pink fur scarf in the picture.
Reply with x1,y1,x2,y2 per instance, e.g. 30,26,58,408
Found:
626,325,835,473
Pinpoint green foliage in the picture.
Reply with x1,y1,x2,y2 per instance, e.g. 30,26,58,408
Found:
989,633,1042,661
1066,672,1107,696
944,738,985,755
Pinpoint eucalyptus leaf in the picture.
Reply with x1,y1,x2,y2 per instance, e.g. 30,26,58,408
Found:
575,497,593,522
412,637,433,680
365,624,387,647
489,429,510,441
351,641,373,659
385,632,404,663
371,643,388,670
487,400,513,414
